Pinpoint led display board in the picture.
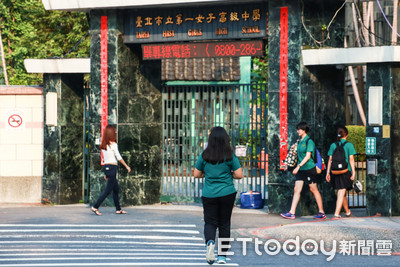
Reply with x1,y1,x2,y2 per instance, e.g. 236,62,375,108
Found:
142,40,264,60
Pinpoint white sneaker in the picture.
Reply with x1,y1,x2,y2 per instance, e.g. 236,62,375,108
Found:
206,240,215,265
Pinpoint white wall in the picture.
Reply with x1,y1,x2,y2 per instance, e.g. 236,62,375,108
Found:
0,87,43,203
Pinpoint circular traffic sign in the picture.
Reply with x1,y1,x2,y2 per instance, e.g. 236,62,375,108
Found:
8,114,23,128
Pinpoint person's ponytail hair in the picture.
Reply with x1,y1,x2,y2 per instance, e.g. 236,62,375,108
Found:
336,125,348,141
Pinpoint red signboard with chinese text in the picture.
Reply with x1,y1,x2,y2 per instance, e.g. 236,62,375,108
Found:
142,40,264,60
279,7,288,170
100,16,108,165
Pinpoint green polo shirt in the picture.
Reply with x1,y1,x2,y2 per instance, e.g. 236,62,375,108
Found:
195,153,241,198
327,139,357,171
297,135,315,171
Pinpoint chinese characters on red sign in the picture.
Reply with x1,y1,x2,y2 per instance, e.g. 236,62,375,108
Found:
279,7,288,170
100,16,108,165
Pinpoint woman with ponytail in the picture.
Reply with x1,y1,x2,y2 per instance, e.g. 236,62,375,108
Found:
91,125,131,216
326,126,356,218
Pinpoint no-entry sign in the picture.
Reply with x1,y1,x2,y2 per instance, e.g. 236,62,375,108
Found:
6,110,25,129
8,114,23,128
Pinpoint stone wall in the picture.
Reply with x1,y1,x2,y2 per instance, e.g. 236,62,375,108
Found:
0,86,43,203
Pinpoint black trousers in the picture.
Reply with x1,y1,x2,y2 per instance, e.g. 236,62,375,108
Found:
93,165,121,211
202,192,236,254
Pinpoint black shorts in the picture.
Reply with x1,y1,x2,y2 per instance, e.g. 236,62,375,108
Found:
295,167,318,184
331,171,353,190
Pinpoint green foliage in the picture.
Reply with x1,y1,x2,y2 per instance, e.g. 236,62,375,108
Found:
0,0,89,85
252,46,268,83
237,129,266,160
346,125,366,154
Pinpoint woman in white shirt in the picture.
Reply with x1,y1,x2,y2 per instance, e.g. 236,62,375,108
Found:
91,125,131,216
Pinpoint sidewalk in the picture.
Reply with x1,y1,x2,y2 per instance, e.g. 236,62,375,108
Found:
117,203,400,254
237,216,400,249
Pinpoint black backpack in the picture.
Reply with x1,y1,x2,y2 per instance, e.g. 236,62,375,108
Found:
331,141,348,172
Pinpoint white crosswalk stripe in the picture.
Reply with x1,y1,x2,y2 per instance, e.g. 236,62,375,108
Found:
0,224,239,266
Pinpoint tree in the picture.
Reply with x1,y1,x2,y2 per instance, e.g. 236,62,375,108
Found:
0,0,89,85
252,46,268,83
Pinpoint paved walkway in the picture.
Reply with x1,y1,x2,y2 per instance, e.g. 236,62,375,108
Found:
132,203,400,254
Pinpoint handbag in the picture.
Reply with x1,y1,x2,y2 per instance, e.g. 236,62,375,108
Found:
240,191,264,209
353,180,362,193
283,140,299,167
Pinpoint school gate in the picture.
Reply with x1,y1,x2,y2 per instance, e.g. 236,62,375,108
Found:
161,83,268,202
34,0,400,216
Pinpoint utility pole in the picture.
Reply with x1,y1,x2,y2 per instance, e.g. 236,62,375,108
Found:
392,0,399,45
369,1,376,46
0,28,9,85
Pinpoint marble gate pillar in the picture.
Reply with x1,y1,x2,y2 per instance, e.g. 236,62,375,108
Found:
366,64,400,216
268,0,345,215
89,10,162,206
42,73,84,204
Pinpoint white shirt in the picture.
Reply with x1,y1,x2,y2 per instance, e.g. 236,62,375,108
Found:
102,142,122,164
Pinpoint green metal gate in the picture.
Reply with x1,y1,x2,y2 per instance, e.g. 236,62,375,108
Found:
161,83,268,202
347,153,366,208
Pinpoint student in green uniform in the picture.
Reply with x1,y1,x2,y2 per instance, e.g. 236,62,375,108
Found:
194,127,243,265
326,126,356,218
280,122,326,220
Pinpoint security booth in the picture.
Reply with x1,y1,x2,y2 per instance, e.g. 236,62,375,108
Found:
37,0,400,216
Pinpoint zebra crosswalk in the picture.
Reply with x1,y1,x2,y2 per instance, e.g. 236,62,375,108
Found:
0,224,238,266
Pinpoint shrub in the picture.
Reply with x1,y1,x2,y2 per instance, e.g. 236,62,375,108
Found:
346,125,365,155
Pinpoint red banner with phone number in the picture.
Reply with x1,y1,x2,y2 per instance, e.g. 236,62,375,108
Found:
100,16,108,165
279,7,288,169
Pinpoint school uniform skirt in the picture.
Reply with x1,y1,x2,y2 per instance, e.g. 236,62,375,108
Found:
331,171,353,190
